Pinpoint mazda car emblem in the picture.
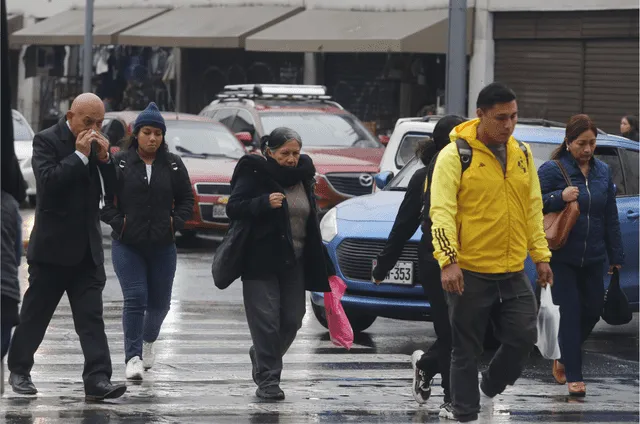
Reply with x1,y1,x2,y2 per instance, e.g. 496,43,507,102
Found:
359,174,373,187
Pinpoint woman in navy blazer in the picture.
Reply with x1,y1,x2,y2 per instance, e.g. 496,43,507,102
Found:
538,114,624,397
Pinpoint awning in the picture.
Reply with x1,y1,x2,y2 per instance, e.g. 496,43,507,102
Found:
246,8,474,54
9,8,169,46
7,13,24,35
116,6,303,48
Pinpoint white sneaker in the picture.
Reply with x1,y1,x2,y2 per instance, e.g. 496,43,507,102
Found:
439,402,456,420
142,342,155,370
125,356,144,380
410,350,431,404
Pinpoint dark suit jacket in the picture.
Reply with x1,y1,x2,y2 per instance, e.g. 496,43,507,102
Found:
27,119,116,267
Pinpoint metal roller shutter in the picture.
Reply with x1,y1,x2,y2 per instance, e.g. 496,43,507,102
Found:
494,39,583,122
583,39,640,132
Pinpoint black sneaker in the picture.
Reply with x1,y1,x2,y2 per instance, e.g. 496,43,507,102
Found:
256,385,285,401
410,350,431,404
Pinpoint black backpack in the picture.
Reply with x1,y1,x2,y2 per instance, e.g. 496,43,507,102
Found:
421,139,529,227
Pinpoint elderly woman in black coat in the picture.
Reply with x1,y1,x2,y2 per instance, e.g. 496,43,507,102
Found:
226,127,335,401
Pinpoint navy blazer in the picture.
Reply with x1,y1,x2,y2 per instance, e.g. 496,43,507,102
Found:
538,152,624,267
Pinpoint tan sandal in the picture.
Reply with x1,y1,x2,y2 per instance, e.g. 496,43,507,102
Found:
552,360,566,385
568,381,586,397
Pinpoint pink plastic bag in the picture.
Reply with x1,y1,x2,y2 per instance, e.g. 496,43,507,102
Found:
324,276,354,350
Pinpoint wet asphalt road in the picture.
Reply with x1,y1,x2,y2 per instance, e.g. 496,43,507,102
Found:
2,210,638,423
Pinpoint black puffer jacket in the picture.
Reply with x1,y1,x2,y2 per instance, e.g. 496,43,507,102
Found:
101,147,194,245
226,155,334,292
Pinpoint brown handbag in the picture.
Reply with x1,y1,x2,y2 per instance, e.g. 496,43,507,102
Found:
544,160,580,250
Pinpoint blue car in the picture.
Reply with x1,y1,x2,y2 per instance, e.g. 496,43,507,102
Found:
312,125,639,333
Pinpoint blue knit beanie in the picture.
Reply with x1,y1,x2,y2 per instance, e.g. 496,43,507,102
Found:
134,102,166,135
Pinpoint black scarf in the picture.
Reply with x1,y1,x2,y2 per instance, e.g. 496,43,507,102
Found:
264,154,316,188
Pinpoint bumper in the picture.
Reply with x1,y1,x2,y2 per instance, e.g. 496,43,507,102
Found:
316,234,432,322
182,219,228,237
310,291,432,321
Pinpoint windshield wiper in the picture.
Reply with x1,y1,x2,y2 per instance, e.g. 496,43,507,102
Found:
175,146,239,160
175,146,205,157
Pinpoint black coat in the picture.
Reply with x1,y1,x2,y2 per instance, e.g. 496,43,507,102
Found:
28,119,116,266
100,147,194,245
226,155,333,292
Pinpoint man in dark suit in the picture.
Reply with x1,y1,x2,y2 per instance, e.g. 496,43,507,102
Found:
7,93,127,401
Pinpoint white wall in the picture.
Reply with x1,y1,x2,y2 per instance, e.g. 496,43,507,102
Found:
85,0,453,10
468,5,494,116
7,0,75,19
12,0,637,15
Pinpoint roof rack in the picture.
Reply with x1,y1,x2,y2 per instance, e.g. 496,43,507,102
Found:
518,118,606,135
517,118,565,128
394,115,457,128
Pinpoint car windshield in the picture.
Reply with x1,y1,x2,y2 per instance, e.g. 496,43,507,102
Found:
385,156,425,191
260,112,381,148
385,142,559,191
13,114,33,141
164,121,245,160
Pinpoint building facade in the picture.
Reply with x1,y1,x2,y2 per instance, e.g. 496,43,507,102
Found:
7,0,638,133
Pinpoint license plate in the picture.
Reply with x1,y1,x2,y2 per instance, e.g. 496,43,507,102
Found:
212,204,227,218
372,260,413,285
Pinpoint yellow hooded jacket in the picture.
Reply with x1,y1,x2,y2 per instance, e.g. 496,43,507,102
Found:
429,119,551,273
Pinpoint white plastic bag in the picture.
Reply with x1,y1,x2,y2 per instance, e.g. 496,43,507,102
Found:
535,286,561,360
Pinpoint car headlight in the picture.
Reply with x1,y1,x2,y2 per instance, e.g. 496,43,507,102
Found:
320,207,338,243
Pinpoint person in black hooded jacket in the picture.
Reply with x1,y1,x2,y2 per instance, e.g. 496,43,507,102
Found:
226,127,335,401
372,115,464,415
101,103,194,381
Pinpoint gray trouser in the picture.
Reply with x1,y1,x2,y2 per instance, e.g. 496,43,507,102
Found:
242,261,306,388
446,270,537,419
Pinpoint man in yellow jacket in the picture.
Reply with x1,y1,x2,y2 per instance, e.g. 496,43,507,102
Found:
430,82,553,423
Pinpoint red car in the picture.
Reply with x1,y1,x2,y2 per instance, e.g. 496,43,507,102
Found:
102,111,249,238
199,84,385,214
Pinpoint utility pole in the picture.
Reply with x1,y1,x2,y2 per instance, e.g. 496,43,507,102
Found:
445,0,467,116
82,0,94,92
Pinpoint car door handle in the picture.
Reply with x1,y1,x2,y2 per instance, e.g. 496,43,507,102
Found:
626,211,640,220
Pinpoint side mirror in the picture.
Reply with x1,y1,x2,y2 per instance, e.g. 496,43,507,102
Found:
235,132,253,146
374,171,394,190
378,135,390,146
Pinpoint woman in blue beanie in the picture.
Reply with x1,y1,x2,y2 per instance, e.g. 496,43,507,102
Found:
101,102,194,380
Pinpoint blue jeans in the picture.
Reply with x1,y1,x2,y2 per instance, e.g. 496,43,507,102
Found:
112,240,177,363
550,261,605,383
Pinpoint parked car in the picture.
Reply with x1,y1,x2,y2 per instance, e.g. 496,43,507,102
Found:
378,117,575,181
12,109,36,206
378,115,443,178
313,125,639,332
199,84,386,214
102,111,247,238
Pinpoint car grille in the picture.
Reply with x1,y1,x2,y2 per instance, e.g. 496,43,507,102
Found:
199,204,229,224
326,173,374,196
336,239,420,282
195,183,231,196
